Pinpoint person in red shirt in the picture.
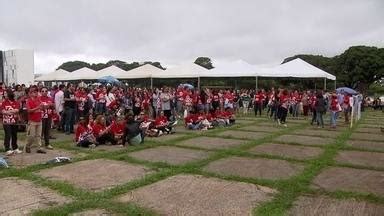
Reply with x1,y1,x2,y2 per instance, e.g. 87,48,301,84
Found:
278,89,289,126
254,90,263,116
1,90,22,155
25,86,46,153
40,87,55,150
75,116,96,148
330,93,341,128
110,116,126,144
92,115,116,145
343,94,351,123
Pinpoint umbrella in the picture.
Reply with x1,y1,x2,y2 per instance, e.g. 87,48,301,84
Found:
179,83,194,89
98,76,120,85
336,87,357,95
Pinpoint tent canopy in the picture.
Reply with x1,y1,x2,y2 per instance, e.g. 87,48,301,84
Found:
200,59,259,77
153,63,208,78
261,58,336,80
122,64,162,79
63,67,97,80
35,69,71,81
96,65,126,78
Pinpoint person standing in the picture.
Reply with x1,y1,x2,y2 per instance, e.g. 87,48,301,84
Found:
1,90,22,155
160,87,172,120
315,92,326,128
40,87,54,149
330,93,340,128
64,84,76,135
25,86,46,154
54,84,65,131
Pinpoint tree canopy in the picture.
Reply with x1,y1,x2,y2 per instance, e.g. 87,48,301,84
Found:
57,60,165,72
194,57,214,69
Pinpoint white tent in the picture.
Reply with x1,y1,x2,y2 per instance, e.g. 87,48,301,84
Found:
261,58,336,80
153,63,208,78
200,60,260,77
96,65,126,78
63,67,97,80
119,64,162,79
35,69,71,81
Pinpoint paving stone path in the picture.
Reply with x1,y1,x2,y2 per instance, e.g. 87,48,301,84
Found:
0,111,383,215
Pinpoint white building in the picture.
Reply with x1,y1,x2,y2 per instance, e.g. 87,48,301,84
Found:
0,49,34,86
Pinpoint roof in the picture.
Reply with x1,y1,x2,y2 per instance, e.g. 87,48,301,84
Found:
261,58,336,80
119,64,163,79
153,63,208,78
35,69,71,81
63,67,97,80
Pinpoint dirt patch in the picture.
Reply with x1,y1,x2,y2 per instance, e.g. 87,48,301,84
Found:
177,137,245,150
146,134,185,142
238,126,281,133
4,149,77,168
335,150,384,169
292,129,341,138
274,135,333,146
249,143,323,160
0,177,71,215
218,130,268,140
311,167,384,196
346,140,384,151
37,159,152,191
71,209,114,216
203,156,304,180
93,144,126,152
129,146,210,165
350,132,384,142
118,174,275,215
289,196,384,216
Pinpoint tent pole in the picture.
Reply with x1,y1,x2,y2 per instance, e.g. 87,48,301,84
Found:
255,76,258,90
150,77,153,89
324,78,327,90
334,79,336,90
198,77,201,90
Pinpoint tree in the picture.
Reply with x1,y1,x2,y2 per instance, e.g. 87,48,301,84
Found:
194,57,214,69
334,46,384,92
57,61,91,72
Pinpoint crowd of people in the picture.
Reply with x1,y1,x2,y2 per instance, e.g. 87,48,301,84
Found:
0,81,364,156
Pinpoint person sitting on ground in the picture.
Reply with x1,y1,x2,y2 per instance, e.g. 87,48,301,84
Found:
122,112,142,145
110,115,126,145
153,111,174,135
92,114,116,145
185,111,201,130
75,116,96,148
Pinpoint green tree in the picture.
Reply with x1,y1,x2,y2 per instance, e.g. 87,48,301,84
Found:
194,57,214,69
57,61,91,72
334,46,384,92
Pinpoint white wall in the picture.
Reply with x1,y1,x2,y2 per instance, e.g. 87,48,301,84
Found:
2,49,34,86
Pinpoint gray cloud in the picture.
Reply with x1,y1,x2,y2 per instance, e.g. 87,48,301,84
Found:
1,0,383,73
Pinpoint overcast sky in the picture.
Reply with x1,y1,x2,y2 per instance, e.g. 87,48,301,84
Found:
1,0,383,74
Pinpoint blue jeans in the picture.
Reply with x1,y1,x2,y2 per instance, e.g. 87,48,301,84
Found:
316,111,324,127
64,107,75,134
330,111,339,126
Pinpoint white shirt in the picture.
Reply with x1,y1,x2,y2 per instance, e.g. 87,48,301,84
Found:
54,90,64,113
105,92,115,107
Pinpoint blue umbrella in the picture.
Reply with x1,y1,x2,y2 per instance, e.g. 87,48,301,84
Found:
179,83,194,89
98,76,120,84
336,87,358,95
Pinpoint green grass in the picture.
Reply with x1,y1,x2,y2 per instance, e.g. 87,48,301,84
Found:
0,110,383,215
